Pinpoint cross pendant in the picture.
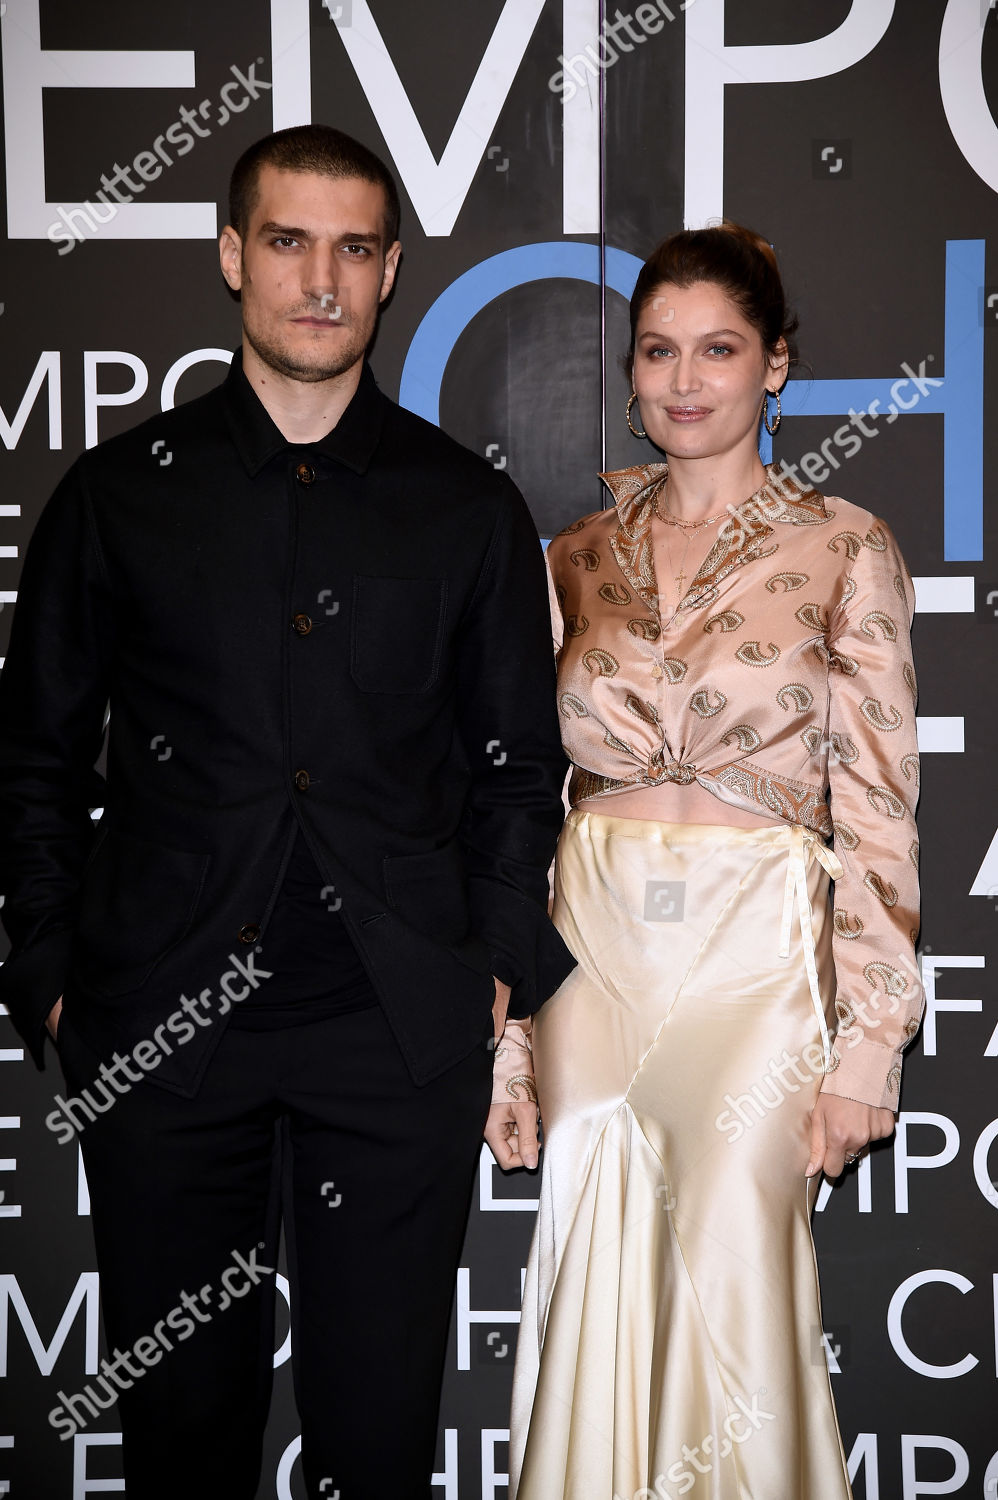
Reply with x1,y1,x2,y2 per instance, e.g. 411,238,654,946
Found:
675,569,687,590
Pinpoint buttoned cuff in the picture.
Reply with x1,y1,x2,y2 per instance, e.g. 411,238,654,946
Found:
819,1037,904,1113
0,928,74,1072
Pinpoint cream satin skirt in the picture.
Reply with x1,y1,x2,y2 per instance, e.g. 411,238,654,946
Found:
509,811,853,1500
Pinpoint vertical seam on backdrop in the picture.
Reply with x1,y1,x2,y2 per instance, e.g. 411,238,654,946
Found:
599,0,609,497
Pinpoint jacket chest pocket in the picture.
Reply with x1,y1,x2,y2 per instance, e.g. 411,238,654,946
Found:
350,575,448,693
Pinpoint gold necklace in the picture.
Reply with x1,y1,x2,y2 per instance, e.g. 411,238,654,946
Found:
663,524,694,598
652,484,730,533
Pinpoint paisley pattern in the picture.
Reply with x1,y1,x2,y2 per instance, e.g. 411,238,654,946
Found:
559,692,589,719
864,871,899,907
582,648,619,677
777,683,814,713
834,911,865,939
720,724,762,753
765,570,808,592
625,693,660,726
795,602,830,633
598,581,632,607
861,696,903,731
860,609,898,641
863,960,908,997
901,752,919,786
736,641,781,667
800,725,824,756
828,732,859,765
835,995,856,1025
689,687,727,718
545,459,923,1111
828,647,860,676
709,764,833,837
704,609,745,634
867,785,905,819
828,530,865,559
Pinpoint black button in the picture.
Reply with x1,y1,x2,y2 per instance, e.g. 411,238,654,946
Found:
238,923,260,944
295,463,315,486
292,613,313,636
294,769,310,791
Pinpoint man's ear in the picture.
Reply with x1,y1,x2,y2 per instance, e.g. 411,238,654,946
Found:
380,240,402,303
219,225,243,292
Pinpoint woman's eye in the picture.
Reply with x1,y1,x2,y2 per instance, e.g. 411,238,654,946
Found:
706,343,734,356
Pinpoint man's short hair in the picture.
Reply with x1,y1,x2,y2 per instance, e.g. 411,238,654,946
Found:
228,124,401,247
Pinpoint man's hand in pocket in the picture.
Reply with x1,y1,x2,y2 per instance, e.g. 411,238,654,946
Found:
45,996,63,1041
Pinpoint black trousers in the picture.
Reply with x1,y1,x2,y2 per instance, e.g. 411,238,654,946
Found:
55,998,494,1499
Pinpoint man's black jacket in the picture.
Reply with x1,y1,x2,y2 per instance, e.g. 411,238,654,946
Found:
0,354,575,1095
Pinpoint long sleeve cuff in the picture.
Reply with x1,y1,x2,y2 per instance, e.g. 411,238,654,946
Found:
471,876,575,1021
0,928,73,1071
820,1033,909,1112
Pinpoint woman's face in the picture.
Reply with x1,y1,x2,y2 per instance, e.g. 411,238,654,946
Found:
631,280,787,463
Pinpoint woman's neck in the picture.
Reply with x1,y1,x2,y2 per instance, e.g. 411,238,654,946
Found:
660,450,770,524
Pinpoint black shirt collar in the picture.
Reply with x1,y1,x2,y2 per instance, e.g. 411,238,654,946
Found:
222,348,386,476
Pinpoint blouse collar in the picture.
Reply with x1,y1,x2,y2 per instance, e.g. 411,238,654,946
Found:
597,461,829,616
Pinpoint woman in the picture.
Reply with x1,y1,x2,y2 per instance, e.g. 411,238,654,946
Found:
493,223,924,1499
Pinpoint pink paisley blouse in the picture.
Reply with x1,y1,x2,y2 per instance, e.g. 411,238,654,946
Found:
545,460,924,1111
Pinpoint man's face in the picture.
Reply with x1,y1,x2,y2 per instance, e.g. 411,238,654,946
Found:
219,165,401,384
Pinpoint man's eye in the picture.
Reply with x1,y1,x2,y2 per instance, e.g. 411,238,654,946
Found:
273,237,299,249
343,244,370,257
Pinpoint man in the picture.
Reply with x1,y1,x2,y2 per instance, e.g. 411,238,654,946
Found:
0,125,573,1498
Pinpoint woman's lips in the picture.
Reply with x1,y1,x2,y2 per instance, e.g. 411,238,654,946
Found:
664,406,711,422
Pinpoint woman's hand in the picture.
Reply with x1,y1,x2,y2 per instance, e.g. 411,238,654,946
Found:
485,1096,540,1171
806,1093,895,1179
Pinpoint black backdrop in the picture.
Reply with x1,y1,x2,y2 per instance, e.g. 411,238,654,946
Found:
1,1,996,1494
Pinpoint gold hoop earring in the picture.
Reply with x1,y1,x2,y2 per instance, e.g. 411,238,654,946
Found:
763,388,782,435
626,392,646,439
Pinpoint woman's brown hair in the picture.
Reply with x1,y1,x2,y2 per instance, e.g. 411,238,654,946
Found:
625,220,799,379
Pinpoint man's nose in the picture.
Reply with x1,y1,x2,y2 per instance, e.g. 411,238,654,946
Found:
303,248,340,308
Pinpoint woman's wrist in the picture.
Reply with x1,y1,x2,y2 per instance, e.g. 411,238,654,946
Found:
492,1018,536,1105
